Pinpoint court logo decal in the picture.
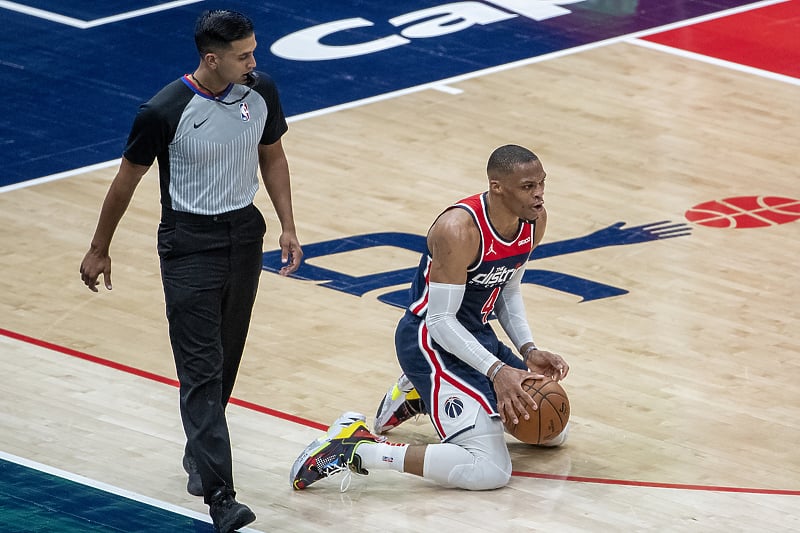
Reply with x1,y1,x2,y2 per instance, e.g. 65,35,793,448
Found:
262,219,691,307
271,1,588,61
685,196,800,228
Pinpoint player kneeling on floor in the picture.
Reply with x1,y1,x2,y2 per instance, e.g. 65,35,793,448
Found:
290,144,571,492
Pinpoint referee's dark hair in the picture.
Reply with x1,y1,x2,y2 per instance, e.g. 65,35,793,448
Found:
194,10,254,55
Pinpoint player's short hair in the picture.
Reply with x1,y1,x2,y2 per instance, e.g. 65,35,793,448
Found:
487,145,539,177
194,10,254,55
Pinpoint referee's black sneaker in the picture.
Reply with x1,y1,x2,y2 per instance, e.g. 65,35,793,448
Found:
209,488,256,533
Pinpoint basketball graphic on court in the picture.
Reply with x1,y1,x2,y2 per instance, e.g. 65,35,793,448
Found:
685,196,800,228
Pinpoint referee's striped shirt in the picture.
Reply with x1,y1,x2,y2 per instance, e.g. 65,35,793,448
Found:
123,71,288,215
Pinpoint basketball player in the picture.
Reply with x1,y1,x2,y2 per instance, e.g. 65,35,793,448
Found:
291,144,568,491
79,10,302,532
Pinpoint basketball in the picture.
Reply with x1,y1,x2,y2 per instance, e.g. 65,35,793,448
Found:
505,378,570,445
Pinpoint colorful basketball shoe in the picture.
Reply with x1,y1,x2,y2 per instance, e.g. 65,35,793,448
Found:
291,413,381,490
374,374,425,434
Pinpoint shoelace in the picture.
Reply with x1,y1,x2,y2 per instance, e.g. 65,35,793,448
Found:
314,456,351,492
339,468,353,492
338,458,371,492
319,460,353,492
315,453,371,493
402,400,424,424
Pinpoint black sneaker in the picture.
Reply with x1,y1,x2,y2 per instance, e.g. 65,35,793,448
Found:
182,455,203,497
209,489,256,533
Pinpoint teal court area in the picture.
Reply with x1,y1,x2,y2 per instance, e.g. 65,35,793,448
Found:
0,455,217,533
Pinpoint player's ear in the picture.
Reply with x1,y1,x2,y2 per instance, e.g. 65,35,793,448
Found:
488,178,502,193
203,52,219,70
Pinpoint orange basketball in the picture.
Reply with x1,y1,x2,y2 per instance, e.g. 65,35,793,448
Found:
505,378,570,445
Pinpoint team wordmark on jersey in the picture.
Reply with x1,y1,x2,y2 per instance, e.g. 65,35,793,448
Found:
262,220,691,307
471,264,521,287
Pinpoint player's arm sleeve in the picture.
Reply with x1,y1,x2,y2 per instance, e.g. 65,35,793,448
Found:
255,73,288,145
493,266,534,352
426,282,501,376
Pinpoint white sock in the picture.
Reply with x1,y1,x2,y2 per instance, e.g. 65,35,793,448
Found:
355,441,408,473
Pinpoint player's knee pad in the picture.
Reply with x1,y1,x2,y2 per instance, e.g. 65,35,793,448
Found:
447,452,511,490
445,410,512,490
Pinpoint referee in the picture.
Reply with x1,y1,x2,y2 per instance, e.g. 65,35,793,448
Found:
80,10,302,533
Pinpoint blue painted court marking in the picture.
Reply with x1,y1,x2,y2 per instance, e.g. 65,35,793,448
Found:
0,0,763,187
261,221,692,307
0,451,263,533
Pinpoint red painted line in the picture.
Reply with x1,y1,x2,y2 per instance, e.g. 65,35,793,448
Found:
227,397,326,431
3,326,798,494
0,327,326,432
513,471,800,496
1,327,179,388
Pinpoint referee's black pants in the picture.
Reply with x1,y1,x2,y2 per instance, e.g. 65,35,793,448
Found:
158,204,266,504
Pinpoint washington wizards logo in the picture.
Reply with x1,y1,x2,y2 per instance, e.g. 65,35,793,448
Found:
443,396,464,419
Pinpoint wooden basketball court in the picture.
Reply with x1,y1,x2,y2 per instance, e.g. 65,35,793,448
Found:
1,1,799,531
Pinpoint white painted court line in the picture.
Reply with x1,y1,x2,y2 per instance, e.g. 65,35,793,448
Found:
0,449,264,533
285,0,791,123
431,84,464,95
627,38,800,86
0,159,120,193
1,0,790,192
0,0,204,29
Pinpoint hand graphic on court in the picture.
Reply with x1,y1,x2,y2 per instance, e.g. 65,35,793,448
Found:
531,220,692,259
262,219,695,305
587,220,693,244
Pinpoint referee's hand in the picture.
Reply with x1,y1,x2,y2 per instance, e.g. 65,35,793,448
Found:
80,250,112,292
278,232,302,276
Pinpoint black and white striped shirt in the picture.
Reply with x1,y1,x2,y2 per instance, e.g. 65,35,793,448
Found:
124,72,288,215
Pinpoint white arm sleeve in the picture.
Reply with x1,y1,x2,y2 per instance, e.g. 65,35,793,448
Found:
426,282,500,376
493,266,534,352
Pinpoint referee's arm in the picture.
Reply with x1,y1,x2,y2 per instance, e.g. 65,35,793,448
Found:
258,140,302,275
80,157,149,291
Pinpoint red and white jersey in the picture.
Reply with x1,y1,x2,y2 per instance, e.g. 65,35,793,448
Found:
407,192,535,330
